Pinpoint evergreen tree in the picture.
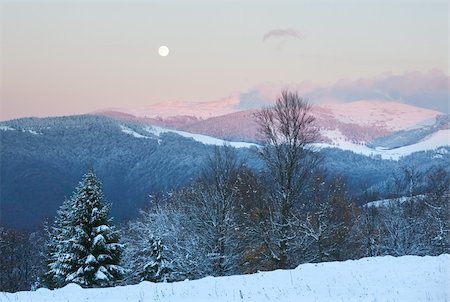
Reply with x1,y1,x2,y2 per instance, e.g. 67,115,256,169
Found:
44,197,77,288
140,236,171,282
45,170,125,288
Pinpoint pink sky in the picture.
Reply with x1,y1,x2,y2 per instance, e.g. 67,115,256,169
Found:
1,0,448,120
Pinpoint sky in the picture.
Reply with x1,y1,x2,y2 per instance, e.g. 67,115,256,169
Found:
0,0,448,120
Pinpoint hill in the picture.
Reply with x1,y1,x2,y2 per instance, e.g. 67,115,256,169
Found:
99,100,444,145
1,254,448,302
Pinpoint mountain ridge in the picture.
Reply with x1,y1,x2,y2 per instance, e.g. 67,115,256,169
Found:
1,108,448,230
96,100,446,149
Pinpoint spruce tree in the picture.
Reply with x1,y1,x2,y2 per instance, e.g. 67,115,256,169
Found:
44,197,77,288
45,170,125,288
140,236,170,282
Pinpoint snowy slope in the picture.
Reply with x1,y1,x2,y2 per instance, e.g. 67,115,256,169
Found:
2,255,449,302
316,129,450,160
104,100,442,143
143,125,257,148
318,100,441,132
118,119,448,159
118,123,257,148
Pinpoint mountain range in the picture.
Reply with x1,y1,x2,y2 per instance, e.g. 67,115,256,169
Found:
98,100,449,159
1,100,449,230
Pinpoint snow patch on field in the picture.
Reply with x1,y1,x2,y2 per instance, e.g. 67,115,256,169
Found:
2,255,449,302
144,125,257,148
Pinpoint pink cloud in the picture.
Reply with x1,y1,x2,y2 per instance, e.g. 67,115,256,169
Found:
263,28,305,41
314,69,449,112
236,70,449,113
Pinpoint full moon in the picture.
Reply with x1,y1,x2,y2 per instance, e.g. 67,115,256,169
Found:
158,45,169,57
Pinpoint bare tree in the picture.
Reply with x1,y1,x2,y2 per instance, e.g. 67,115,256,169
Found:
123,145,244,281
200,145,243,276
231,167,277,273
349,206,383,259
254,90,320,269
378,200,431,256
424,167,450,254
300,175,354,263
389,166,423,199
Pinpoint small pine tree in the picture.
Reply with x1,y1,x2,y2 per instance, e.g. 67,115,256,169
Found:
140,236,170,282
45,170,125,288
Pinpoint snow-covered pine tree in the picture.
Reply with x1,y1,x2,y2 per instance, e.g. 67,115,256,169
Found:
140,236,170,282
44,197,77,288
67,170,125,287
46,170,125,288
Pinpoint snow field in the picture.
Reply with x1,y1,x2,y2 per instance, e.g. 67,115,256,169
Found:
316,129,450,160
2,254,449,302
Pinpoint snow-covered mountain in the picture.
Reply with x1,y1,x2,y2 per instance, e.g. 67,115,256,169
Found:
104,118,450,160
98,100,448,160
97,96,241,120
100,100,443,141
2,254,448,302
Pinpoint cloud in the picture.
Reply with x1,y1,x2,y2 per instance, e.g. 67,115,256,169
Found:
122,70,449,118
234,70,450,113
307,69,449,113
263,28,305,41
237,82,317,109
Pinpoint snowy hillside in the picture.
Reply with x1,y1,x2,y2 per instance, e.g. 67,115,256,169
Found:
317,100,441,132
2,255,449,302
1,114,448,230
118,124,257,148
102,110,450,160
98,100,446,150
144,125,257,148
117,120,449,159
316,129,450,160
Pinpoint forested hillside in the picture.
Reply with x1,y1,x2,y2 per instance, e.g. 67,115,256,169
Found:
1,115,448,229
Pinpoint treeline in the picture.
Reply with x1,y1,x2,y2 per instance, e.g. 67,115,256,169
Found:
1,162,448,292
1,92,448,292
119,153,449,284
0,228,46,292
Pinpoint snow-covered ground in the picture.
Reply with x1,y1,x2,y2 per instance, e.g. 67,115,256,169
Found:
2,255,448,302
317,129,450,160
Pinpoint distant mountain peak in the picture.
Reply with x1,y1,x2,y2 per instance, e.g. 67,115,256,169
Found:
318,100,443,132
